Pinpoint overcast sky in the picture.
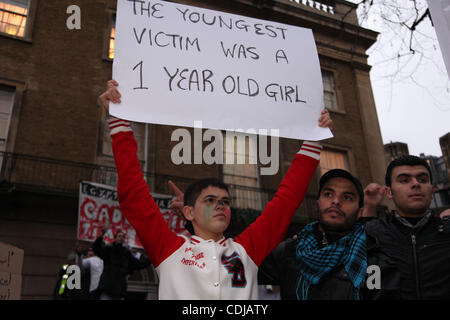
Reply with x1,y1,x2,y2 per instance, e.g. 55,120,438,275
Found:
355,0,450,157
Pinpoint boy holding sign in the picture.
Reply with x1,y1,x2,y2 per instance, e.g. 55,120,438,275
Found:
98,80,332,299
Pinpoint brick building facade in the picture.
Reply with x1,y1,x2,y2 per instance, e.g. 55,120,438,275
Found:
0,0,385,299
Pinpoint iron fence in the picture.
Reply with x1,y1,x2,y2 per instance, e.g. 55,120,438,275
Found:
0,152,295,211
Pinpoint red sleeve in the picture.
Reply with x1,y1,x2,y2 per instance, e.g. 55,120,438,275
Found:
109,118,184,267
234,142,321,266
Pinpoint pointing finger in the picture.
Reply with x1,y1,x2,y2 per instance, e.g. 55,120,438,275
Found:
168,180,184,197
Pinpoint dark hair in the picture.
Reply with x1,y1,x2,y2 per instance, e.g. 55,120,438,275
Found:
184,178,230,206
114,230,125,238
385,155,433,187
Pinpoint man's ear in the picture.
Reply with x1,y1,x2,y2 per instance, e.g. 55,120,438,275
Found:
183,206,195,222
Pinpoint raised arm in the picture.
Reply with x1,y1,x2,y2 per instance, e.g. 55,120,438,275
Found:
92,232,106,260
98,81,184,267
361,183,387,218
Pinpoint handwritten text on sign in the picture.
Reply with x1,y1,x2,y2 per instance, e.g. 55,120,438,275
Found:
111,0,332,141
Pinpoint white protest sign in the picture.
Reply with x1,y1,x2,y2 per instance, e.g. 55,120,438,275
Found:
427,0,450,79
112,0,332,141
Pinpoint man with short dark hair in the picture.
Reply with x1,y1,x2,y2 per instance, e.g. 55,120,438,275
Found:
258,169,374,300
364,155,450,299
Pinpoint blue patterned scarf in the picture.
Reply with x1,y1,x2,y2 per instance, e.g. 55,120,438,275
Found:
295,221,367,300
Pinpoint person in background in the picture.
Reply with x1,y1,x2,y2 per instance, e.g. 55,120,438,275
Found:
93,229,150,300
81,247,104,300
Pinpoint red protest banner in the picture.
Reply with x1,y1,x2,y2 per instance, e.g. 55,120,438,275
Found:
77,181,189,248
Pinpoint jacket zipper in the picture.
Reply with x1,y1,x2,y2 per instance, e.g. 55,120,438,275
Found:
411,234,422,299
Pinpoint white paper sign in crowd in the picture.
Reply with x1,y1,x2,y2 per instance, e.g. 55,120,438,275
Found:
111,0,332,141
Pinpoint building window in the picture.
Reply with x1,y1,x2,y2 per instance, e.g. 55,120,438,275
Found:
108,14,116,60
0,85,15,152
0,85,14,173
322,69,339,111
0,0,30,38
103,120,146,161
319,148,349,176
100,119,146,186
223,133,262,210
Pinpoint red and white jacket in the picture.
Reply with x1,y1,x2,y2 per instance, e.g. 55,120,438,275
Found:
109,117,321,300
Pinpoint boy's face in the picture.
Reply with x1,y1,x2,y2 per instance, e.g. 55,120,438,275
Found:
317,177,361,233
388,165,433,217
184,186,231,241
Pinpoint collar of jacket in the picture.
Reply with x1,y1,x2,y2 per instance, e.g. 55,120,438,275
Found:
394,211,432,230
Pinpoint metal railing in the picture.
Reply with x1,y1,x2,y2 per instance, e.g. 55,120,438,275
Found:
0,151,121,194
0,151,286,211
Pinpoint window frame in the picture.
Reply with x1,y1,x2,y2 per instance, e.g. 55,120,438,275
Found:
0,85,15,151
103,10,116,62
99,115,147,163
0,77,26,154
0,0,38,42
318,143,355,178
321,68,345,114
222,131,263,210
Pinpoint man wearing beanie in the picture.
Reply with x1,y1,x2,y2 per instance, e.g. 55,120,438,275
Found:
258,169,380,300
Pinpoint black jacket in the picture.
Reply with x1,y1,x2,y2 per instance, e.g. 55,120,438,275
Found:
93,236,151,298
364,213,450,299
259,237,359,300
258,218,400,300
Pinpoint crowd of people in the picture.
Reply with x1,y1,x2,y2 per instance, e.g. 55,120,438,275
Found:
54,230,150,300
56,80,450,300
